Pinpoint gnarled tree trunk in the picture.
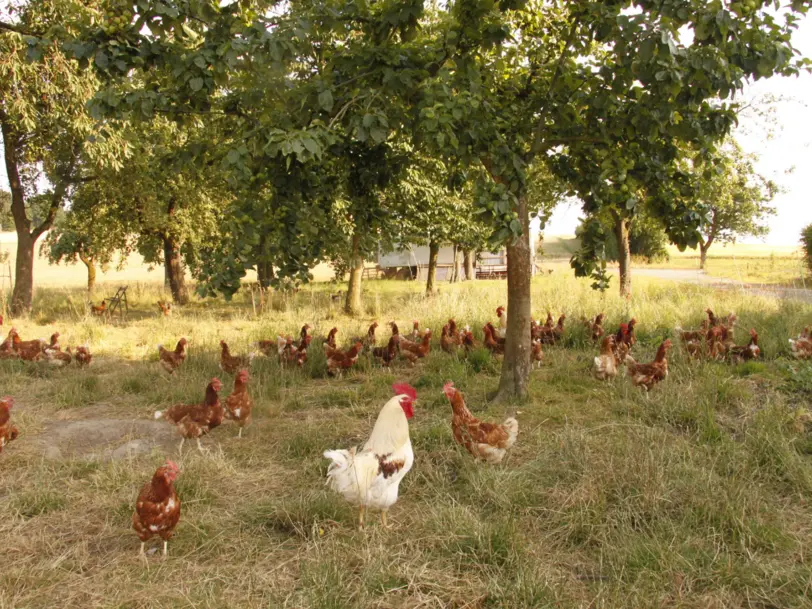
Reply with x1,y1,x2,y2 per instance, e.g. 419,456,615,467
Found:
613,212,632,298
495,195,533,401
345,232,364,315
163,236,189,305
11,234,35,314
451,245,463,283
464,250,476,280
426,240,440,294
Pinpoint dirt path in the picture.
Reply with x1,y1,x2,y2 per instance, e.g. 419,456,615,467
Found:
629,268,812,303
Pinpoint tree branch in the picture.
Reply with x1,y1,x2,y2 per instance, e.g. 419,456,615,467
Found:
0,20,38,36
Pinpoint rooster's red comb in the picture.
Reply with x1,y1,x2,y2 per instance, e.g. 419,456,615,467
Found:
392,383,417,401
442,382,456,397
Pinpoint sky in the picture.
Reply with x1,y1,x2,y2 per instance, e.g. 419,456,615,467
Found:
547,17,812,246
1,12,811,246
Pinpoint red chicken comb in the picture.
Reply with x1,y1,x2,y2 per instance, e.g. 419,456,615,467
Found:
1,396,13,408
442,382,456,398
165,459,179,471
392,383,417,401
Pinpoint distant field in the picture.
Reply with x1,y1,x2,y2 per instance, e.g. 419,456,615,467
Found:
540,235,809,286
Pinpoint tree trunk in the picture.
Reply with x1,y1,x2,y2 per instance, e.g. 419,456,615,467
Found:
495,195,533,401
426,240,440,294
163,236,190,305
699,245,708,270
345,233,364,315
11,234,35,314
464,250,476,281
80,254,97,295
451,245,463,283
257,261,274,289
613,213,632,298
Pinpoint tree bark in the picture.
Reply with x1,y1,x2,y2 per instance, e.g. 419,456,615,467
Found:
698,211,717,271
257,261,274,289
464,250,476,281
426,240,440,294
613,212,632,298
495,195,533,401
2,118,76,314
163,236,189,305
80,253,96,295
699,245,709,270
451,245,463,283
345,232,364,315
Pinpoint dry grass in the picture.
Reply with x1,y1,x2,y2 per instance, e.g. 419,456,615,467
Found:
0,275,811,608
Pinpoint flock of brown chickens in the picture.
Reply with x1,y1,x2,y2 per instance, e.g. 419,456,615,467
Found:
0,326,92,367
1,301,811,560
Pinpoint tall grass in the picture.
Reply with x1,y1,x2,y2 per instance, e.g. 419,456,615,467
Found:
0,274,810,608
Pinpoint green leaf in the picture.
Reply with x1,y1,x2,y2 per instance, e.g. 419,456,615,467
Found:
318,90,334,112
189,77,204,92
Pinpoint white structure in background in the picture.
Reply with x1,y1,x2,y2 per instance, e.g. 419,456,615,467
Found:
377,233,538,280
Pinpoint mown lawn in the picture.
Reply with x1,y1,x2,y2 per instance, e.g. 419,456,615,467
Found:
1,276,811,608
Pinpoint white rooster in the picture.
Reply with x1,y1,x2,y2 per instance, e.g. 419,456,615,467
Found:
323,383,416,529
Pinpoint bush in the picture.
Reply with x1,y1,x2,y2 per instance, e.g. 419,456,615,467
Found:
802,224,812,274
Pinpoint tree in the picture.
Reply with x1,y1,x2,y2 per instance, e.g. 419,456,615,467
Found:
802,224,812,275
0,0,125,313
577,211,670,264
695,140,777,269
41,179,132,294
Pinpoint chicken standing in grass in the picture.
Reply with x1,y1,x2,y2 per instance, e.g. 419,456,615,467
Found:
154,378,224,452
729,328,760,363
593,336,618,380
220,341,254,375
626,340,672,391
74,345,92,367
442,382,518,464
158,338,188,375
790,327,812,359
0,397,19,453
132,460,181,558
224,370,253,438
323,383,416,529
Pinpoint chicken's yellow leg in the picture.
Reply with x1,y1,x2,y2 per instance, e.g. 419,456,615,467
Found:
358,505,366,530
381,509,391,529
163,540,168,556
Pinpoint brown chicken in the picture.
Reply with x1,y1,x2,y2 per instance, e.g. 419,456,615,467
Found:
352,322,378,349
447,319,461,344
220,341,254,375
132,460,181,558
324,327,338,350
43,343,72,367
790,327,812,360
154,378,224,452
224,370,253,438
531,339,544,368
729,328,760,363
388,321,400,337
13,334,46,362
406,320,422,342
159,338,188,374
90,301,107,317
157,300,172,316
483,324,504,355
625,340,672,391
584,313,605,341
443,382,518,463
612,323,631,365
399,329,432,363
327,342,364,376
624,318,638,347
677,320,709,359
593,336,618,380
372,334,400,367
461,326,478,352
440,324,457,354
538,314,566,345
0,397,19,453
278,334,312,366
74,345,92,367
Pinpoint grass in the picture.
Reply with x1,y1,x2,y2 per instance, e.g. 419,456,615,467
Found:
0,274,811,608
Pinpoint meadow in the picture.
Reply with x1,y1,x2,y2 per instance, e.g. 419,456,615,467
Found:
1,274,812,609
